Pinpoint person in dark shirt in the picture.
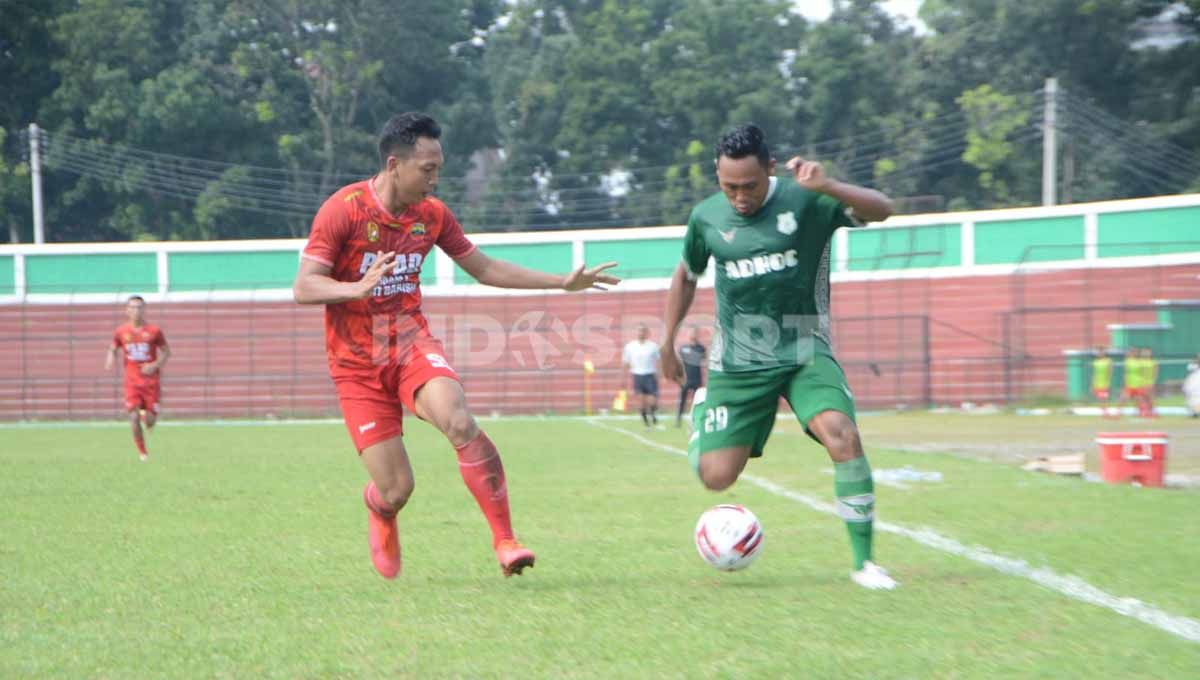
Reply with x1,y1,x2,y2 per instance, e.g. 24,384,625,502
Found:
676,326,707,427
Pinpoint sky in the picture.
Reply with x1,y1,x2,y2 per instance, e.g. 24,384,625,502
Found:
793,0,927,32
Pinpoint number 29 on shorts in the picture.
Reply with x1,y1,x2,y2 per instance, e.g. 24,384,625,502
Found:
703,405,728,433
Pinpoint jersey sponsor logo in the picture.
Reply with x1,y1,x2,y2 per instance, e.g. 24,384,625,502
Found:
411,222,426,236
719,227,736,243
776,211,798,235
359,251,424,296
367,221,380,242
126,342,153,361
722,249,799,279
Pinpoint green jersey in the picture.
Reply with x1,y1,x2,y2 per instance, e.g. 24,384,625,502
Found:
682,178,860,373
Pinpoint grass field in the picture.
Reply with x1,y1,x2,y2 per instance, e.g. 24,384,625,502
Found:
3,412,1199,678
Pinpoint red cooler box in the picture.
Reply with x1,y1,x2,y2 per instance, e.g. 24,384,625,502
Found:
1094,432,1168,487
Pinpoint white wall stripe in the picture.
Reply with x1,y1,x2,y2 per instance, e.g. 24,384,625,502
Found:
1084,212,1099,261
13,252,25,302
961,221,975,268
156,250,169,296
587,420,1200,645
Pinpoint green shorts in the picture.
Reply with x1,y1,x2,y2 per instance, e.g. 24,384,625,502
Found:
687,355,857,470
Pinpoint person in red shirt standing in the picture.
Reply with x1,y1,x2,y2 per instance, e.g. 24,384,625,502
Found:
105,295,171,461
294,112,619,579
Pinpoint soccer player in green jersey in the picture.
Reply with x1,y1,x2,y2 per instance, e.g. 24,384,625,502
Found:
660,124,898,589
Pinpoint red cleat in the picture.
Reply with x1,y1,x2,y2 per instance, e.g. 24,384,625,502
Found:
363,486,400,579
495,539,536,577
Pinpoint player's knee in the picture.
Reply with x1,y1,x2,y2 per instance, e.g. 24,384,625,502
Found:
815,414,862,457
699,469,737,491
443,409,478,445
379,477,415,510
698,459,739,491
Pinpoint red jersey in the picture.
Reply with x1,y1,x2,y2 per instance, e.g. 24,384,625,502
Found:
112,323,167,386
302,179,476,371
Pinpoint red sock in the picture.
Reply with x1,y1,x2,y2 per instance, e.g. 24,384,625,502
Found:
134,431,147,455
364,481,397,518
455,432,514,547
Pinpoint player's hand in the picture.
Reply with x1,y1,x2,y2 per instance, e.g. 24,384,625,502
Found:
562,261,620,291
785,156,832,191
140,363,158,376
660,344,685,385
355,251,397,298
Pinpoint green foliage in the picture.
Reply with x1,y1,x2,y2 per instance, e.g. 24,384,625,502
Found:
1,0,1198,240
957,85,1032,206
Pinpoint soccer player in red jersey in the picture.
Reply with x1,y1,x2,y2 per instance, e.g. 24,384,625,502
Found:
105,295,170,461
294,112,619,579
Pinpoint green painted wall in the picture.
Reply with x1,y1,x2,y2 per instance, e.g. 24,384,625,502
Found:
1097,206,1200,257
974,216,1085,264
25,253,157,294
585,237,681,278
170,251,300,291
847,224,959,271
0,255,13,295
455,242,573,285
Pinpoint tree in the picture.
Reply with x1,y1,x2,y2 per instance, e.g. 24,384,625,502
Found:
957,85,1034,206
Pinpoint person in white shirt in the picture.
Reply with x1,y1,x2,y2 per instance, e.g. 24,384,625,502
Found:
622,324,662,428
1184,353,1200,419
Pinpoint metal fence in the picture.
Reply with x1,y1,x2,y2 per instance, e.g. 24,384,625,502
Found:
2,255,1198,420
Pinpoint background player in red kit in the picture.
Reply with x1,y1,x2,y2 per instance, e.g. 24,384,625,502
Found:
105,295,170,461
294,112,619,579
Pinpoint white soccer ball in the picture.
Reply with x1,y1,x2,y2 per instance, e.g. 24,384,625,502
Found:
694,504,764,571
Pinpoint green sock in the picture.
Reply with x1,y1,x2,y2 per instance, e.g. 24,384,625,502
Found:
834,456,875,570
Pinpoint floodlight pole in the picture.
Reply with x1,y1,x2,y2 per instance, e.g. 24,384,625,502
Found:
29,123,45,244
1042,78,1058,207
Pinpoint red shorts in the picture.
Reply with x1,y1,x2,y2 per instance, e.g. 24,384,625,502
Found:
333,335,460,452
124,381,161,413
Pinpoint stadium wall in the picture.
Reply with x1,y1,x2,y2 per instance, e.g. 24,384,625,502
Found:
1,194,1198,420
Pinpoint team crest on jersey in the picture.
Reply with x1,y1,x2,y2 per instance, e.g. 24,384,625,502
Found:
411,223,426,236
776,212,798,235
367,222,380,242
123,333,133,342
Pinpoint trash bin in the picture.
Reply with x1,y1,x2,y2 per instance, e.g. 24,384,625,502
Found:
1094,432,1168,487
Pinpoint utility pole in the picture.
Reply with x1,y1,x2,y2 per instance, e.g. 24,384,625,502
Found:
29,123,45,244
1042,78,1057,207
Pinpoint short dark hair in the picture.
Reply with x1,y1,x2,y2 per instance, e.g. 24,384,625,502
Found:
715,123,770,167
378,112,441,166
127,295,145,304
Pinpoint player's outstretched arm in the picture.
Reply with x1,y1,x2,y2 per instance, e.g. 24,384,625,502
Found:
104,345,117,371
293,252,395,304
785,157,893,223
455,249,619,291
660,263,697,384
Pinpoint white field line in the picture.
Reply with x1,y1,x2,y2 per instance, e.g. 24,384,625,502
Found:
587,419,1200,645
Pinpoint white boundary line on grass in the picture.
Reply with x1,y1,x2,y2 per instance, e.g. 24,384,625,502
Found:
586,419,1200,645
